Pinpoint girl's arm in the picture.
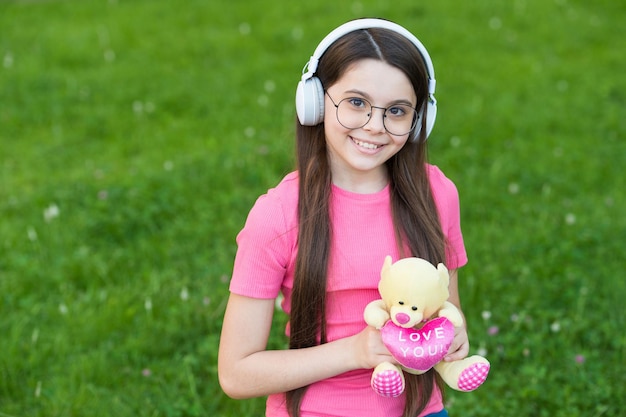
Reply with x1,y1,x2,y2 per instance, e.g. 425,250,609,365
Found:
443,268,470,362
218,293,394,399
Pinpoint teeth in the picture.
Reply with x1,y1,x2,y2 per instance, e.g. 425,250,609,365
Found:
353,139,380,150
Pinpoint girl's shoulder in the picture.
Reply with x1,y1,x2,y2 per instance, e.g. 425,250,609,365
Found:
262,171,299,207
245,171,299,229
426,164,458,194
269,170,299,194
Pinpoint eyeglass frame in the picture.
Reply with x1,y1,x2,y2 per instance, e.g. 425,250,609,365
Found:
325,91,419,136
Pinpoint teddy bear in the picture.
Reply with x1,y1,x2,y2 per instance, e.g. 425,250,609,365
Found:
363,256,490,397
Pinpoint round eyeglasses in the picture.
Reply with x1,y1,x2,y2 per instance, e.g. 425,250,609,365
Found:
325,91,419,136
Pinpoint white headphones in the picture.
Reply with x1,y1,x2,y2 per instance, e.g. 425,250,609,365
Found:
295,18,437,142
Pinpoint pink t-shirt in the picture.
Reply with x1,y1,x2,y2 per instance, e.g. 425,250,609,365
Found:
230,164,468,417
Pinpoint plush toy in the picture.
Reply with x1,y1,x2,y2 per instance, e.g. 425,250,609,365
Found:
364,256,490,397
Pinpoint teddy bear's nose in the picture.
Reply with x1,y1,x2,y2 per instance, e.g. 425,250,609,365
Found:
395,313,411,325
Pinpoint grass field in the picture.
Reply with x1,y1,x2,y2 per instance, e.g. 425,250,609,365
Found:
1,0,625,416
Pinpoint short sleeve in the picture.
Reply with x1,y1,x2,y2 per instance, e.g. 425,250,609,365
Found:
229,193,294,299
428,165,468,269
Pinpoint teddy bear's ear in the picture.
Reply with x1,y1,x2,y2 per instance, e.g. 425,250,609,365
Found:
437,263,450,288
381,255,393,276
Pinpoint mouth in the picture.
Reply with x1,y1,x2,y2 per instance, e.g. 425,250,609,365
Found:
351,137,383,150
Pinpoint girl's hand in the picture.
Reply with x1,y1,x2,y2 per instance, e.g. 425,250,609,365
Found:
444,268,470,362
350,325,396,369
444,324,469,362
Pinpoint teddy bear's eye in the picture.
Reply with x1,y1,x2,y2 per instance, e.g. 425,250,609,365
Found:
411,306,418,311
398,301,404,305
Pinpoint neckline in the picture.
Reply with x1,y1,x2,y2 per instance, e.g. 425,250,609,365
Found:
331,182,390,201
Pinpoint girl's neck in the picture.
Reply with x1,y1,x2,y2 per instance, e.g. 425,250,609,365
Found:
331,168,389,194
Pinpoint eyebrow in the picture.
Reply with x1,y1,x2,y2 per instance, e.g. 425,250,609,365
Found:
342,89,415,107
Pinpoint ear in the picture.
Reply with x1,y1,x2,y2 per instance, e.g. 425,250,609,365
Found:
379,256,393,297
381,255,393,276
437,263,450,288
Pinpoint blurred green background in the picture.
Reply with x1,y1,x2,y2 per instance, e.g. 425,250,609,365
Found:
1,0,624,416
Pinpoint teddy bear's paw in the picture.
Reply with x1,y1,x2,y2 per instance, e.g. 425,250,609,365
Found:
457,361,490,392
371,369,404,398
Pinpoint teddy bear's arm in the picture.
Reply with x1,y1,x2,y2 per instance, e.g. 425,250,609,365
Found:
364,299,391,329
437,301,464,327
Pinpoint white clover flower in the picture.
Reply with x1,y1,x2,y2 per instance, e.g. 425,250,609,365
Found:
257,94,269,107
27,227,38,241
275,293,284,311
3,52,14,68
481,310,492,321
489,17,502,30
132,100,143,114
239,22,251,35
244,127,256,138
291,27,303,41
104,49,115,62
180,287,189,301
264,80,276,93
44,204,60,222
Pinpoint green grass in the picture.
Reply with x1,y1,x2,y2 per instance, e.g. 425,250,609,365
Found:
1,0,624,416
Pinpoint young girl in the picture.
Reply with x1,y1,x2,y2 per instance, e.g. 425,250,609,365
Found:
218,18,470,417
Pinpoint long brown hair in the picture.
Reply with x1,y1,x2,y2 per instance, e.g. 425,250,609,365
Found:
287,27,447,417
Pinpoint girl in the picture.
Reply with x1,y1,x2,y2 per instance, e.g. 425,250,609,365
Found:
218,18,470,417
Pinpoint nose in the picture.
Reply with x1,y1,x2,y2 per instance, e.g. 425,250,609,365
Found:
363,106,386,133
395,313,411,325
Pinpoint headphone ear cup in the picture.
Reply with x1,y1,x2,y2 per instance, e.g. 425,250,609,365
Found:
296,76,325,126
425,99,437,138
411,98,437,142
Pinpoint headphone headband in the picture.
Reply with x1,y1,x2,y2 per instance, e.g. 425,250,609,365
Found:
300,18,436,95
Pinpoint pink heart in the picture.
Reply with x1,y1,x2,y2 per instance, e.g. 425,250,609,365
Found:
381,316,455,371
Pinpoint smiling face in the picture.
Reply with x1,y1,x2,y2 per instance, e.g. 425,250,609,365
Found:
323,59,417,192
